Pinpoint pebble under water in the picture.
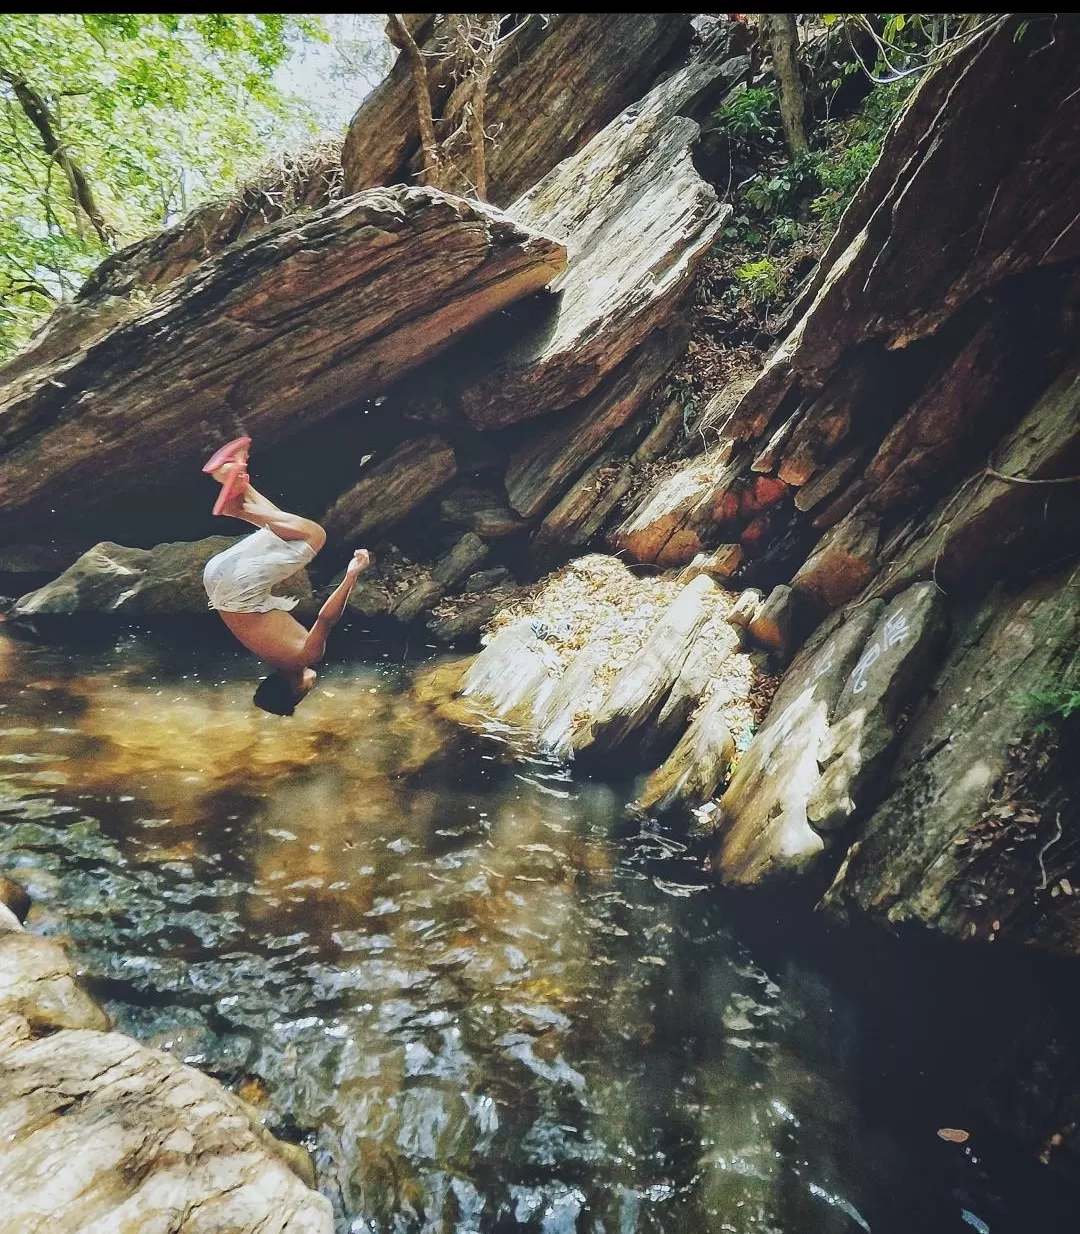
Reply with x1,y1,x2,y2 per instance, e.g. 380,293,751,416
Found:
0,626,1076,1234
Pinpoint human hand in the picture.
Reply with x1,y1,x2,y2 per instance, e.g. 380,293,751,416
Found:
346,549,370,577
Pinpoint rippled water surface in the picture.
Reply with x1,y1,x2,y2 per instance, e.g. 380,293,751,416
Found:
0,627,1073,1234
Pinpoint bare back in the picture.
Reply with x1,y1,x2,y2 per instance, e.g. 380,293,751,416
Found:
218,609,310,672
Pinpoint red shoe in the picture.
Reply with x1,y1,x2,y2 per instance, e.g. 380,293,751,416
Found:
212,463,249,517
202,436,251,474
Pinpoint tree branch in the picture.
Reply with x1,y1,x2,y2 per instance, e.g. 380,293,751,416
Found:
386,13,442,189
0,64,114,245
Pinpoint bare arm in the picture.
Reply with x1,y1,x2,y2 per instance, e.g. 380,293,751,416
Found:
301,550,370,664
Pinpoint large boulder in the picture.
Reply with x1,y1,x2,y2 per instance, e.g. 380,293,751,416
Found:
0,187,566,541
341,14,694,207
10,536,312,619
714,581,947,884
0,1014,332,1232
820,561,1080,952
457,50,733,432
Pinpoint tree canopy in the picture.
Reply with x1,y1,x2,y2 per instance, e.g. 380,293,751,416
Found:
0,13,341,359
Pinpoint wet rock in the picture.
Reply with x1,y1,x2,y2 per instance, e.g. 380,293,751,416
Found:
0,875,30,924
0,188,565,540
584,575,718,757
820,562,1080,952
638,687,737,815
747,584,796,659
647,620,742,757
0,1013,332,1232
460,618,560,727
534,643,611,759
0,931,109,1032
10,536,306,619
714,580,948,885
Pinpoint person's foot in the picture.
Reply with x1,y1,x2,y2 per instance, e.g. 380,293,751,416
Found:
214,461,249,517
346,549,371,578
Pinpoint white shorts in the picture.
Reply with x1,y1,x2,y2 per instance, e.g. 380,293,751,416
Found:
203,528,316,614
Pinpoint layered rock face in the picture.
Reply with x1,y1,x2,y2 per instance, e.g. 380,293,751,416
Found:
440,16,1080,957
0,906,332,1233
1,23,745,638
340,13,695,207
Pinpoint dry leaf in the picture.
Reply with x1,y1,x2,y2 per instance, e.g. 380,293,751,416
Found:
937,1127,970,1143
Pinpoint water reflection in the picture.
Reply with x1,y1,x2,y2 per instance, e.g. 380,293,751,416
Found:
0,628,1014,1233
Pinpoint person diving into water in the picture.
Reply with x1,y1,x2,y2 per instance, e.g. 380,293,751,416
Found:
200,437,370,715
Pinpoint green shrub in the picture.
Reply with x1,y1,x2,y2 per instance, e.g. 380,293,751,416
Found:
735,257,781,305
716,85,780,140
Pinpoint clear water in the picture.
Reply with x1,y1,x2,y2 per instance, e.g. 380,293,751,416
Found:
0,625,1074,1234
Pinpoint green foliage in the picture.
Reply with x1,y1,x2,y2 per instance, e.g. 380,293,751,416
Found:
808,76,915,230
734,257,781,305
716,86,780,140
0,13,334,359
1022,686,1080,736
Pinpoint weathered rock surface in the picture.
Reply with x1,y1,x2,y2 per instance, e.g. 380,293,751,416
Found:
714,581,946,884
581,574,719,757
322,435,458,547
0,1014,333,1232
0,922,331,1232
638,687,737,815
455,48,733,431
0,930,108,1033
456,556,759,763
504,327,685,519
725,15,1080,445
0,188,566,539
870,356,1080,599
341,14,694,207
820,562,1080,951
9,536,312,619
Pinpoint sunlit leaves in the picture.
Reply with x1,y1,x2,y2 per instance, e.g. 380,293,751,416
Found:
0,13,330,359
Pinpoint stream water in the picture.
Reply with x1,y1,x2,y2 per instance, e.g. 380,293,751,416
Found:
0,625,1075,1234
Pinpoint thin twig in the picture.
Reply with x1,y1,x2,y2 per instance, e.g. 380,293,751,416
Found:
1037,811,1064,891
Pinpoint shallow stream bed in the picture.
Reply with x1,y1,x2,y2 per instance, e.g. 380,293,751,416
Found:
0,626,1075,1234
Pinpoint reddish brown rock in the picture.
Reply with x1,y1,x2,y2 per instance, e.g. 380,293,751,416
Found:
790,511,880,610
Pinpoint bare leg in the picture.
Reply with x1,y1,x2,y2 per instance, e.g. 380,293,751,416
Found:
300,550,370,664
215,464,326,553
